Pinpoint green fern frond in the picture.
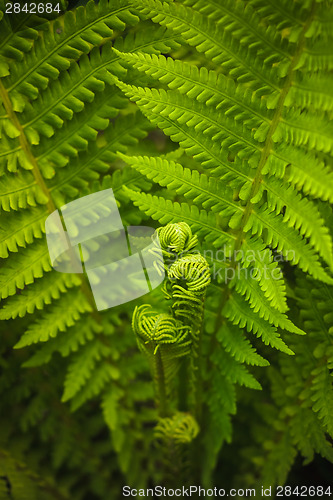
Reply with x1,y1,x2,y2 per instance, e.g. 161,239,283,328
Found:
1,0,333,493
223,291,295,355
115,84,261,165
119,153,240,218
0,240,51,299
114,49,269,130
0,205,46,257
244,205,333,281
216,322,269,367
125,188,233,248
155,412,199,444
14,289,92,348
265,175,333,264
131,0,282,94
22,316,102,367
61,339,114,403
230,273,303,336
310,361,333,437
0,271,80,319
0,170,48,209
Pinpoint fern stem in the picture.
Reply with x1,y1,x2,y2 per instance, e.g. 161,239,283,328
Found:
192,297,206,423
154,348,169,418
178,360,189,411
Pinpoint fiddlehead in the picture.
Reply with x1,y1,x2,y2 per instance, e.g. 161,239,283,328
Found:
133,222,211,415
163,236,211,419
132,304,192,416
167,253,211,324
154,412,199,487
154,411,199,444
132,304,192,357
156,221,198,256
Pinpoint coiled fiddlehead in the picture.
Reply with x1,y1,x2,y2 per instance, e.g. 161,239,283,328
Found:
132,304,192,417
154,412,199,444
154,412,199,488
156,222,198,256
167,253,211,324
132,304,192,358
150,222,199,276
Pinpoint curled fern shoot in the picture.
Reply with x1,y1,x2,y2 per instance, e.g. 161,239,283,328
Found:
154,412,199,487
154,412,199,444
157,221,198,256
132,304,192,416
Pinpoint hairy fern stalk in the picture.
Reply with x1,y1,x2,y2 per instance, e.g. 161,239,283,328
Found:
1,0,333,497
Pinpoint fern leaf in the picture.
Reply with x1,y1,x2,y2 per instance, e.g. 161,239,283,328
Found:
240,235,288,312
125,188,233,248
116,84,261,166
223,291,295,355
13,290,92,348
114,50,269,132
23,316,102,367
131,0,281,94
49,113,151,205
245,206,333,282
217,323,269,367
0,271,81,320
70,363,120,411
3,0,139,103
120,153,240,217
230,272,305,334
310,362,333,437
0,206,47,258
0,240,51,299
61,340,113,402
0,171,48,210
265,176,333,265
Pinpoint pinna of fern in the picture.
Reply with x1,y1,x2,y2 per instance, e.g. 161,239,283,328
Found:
237,262,333,489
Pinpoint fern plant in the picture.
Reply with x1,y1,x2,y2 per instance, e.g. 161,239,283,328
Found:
1,0,333,497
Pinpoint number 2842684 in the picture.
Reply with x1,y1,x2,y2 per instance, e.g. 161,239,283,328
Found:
5,3,61,14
